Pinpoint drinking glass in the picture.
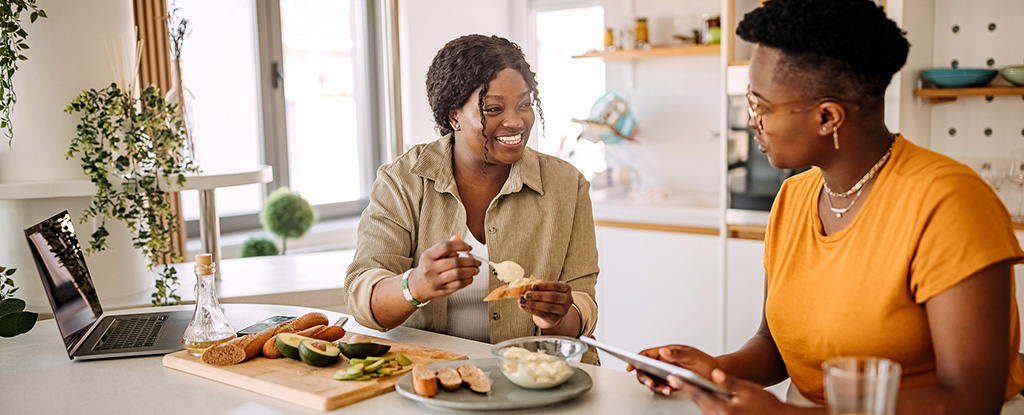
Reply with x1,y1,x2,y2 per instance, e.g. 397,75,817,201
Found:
1007,150,1024,222
823,357,901,415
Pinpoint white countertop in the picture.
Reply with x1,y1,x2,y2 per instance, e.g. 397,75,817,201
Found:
1,303,703,415
0,165,273,199
591,191,722,228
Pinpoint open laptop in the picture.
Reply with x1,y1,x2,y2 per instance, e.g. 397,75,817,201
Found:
24,210,193,360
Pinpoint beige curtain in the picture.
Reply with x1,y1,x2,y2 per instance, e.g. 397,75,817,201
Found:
133,0,187,263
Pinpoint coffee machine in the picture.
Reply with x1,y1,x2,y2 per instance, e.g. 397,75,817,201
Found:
727,95,806,211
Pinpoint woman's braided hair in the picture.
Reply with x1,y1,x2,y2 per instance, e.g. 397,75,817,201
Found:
737,0,910,108
426,34,544,140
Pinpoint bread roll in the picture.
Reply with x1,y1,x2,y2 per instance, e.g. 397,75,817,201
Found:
201,312,328,365
457,364,491,393
436,367,463,391
483,276,540,302
412,364,439,398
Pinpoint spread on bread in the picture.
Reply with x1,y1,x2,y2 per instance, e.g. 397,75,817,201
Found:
483,260,539,302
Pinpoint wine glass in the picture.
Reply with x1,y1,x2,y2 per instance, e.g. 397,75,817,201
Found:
1007,150,1024,222
976,158,1006,193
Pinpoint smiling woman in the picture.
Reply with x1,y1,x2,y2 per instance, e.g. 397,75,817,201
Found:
345,34,600,364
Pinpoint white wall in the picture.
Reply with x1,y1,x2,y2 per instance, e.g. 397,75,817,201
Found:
397,0,519,149
601,0,722,196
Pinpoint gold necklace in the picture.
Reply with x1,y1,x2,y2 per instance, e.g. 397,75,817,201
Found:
825,188,863,218
823,144,893,198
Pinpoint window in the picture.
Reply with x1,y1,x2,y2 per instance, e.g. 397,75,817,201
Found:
172,0,381,235
530,3,606,177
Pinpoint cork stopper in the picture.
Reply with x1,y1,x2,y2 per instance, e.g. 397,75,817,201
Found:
195,253,213,266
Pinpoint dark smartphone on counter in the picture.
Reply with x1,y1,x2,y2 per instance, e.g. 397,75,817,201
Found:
236,315,296,336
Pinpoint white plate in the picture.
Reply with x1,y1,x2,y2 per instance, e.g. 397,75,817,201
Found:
394,358,593,411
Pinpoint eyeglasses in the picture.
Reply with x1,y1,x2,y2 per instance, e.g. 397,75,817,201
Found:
745,85,858,132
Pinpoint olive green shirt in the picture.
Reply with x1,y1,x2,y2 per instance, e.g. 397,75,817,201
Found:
345,135,600,361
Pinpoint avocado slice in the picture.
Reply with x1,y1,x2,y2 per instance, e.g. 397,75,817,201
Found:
276,333,311,360
337,342,391,359
298,339,341,367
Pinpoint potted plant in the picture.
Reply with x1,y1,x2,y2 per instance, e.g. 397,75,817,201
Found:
240,236,279,258
65,82,199,306
260,187,316,254
0,266,37,338
1,0,47,145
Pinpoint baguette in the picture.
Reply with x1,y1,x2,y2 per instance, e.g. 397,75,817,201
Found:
457,364,491,393
201,312,328,365
412,364,439,398
262,323,347,358
483,276,540,302
436,367,463,391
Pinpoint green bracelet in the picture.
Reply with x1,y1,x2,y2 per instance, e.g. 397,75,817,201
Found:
401,269,429,308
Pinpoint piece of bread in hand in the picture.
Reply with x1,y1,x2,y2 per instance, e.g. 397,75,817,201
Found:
436,367,463,391
457,364,491,393
412,364,439,398
483,275,540,302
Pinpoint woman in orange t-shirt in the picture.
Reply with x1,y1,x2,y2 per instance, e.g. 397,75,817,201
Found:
630,1,1024,414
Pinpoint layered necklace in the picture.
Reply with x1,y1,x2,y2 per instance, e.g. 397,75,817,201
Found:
823,142,893,219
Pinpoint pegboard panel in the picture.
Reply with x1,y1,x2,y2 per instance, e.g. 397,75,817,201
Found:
926,0,1024,157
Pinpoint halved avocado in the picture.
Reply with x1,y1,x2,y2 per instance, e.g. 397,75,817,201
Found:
298,339,341,367
276,333,311,360
337,342,391,359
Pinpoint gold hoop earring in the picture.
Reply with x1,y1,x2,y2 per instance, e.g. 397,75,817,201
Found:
833,126,840,150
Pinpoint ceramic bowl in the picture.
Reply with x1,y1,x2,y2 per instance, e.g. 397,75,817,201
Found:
491,336,587,389
1000,65,1024,87
921,68,998,88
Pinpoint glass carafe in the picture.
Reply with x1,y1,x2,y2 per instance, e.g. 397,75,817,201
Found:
181,253,236,356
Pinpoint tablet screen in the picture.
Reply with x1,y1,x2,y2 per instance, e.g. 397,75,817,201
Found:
580,337,733,400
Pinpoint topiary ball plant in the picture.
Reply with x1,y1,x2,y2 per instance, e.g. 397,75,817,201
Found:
260,187,316,254
241,237,279,258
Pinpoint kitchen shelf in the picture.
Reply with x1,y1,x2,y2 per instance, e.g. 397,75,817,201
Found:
913,86,1024,104
572,44,720,61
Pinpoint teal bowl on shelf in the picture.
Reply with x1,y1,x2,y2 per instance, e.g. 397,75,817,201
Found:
1001,65,1024,87
921,68,998,88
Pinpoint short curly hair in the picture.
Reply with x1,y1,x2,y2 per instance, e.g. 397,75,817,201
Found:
737,0,909,108
426,34,543,138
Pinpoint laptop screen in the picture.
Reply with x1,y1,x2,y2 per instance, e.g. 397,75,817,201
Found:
24,211,103,350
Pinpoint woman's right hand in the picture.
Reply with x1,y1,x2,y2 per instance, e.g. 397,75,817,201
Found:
627,344,721,397
408,235,481,302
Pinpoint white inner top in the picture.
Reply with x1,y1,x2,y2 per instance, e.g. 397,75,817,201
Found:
444,231,491,343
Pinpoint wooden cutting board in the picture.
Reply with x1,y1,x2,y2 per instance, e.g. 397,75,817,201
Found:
163,332,468,411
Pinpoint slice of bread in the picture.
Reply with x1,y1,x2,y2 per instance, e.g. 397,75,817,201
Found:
483,276,540,302
412,364,439,397
457,364,491,393
436,367,463,391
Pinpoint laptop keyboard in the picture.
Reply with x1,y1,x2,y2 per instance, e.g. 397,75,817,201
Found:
92,315,167,351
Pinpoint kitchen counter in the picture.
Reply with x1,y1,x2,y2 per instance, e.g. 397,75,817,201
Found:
591,192,721,229
0,303,703,414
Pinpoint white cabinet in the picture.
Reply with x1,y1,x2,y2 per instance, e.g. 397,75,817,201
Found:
594,225,723,371
725,238,764,352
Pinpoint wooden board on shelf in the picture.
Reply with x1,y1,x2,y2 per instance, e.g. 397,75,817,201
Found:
162,332,467,411
572,44,720,61
914,86,1024,104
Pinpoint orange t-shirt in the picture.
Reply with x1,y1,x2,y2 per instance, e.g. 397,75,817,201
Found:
763,135,1024,404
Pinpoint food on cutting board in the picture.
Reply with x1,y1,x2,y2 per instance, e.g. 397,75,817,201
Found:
264,323,346,359
275,332,308,360
201,312,329,365
298,339,342,367
499,346,573,389
338,342,392,359
411,363,491,397
334,353,413,381
483,260,539,302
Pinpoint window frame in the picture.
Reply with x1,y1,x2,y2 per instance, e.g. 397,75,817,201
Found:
185,0,385,236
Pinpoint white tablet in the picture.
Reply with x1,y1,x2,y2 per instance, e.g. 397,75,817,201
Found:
580,337,733,400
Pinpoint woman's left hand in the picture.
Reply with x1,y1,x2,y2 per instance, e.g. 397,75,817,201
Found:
673,369,790,415
518,281,573,329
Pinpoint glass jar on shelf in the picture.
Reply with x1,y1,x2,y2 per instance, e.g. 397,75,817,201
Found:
634,17,649,46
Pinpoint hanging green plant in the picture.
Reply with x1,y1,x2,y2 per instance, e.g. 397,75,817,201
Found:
65,83,199,306
1,0,47,145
